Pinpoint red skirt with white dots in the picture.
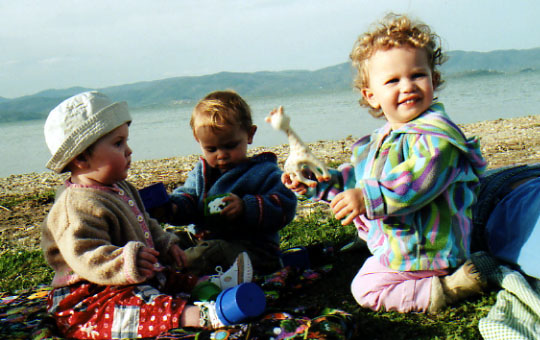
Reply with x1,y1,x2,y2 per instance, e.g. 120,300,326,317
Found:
47,281,188,339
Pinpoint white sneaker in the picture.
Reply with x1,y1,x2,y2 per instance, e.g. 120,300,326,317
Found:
209,252,253,290
195,301,225,329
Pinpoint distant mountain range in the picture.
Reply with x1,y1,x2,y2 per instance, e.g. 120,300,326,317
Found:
1,47,539,123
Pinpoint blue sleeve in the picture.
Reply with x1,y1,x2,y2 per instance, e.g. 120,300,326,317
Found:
169,165,200,225
242,168,298,233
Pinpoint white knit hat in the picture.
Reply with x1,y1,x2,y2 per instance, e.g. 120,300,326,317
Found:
44,91,131,173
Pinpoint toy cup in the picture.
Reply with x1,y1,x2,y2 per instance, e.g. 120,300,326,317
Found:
138,182,169,211
191,281,221,302
215,283,266,325
280,246,311,270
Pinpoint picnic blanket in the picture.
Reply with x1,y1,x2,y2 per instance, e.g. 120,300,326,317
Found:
0,264,356,339
471,252,540,340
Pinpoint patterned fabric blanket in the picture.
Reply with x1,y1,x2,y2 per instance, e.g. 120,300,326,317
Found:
471,252,540,340
0,264,356,339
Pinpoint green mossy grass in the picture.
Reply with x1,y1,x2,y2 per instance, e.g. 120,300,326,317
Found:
0,247,53,293
0,204,494,339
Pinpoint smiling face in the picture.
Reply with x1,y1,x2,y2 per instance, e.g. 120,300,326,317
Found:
194,123,256,172
361,47,435,130
73,123,132,186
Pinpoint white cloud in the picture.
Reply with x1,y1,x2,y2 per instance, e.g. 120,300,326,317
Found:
0,60,19,67
38,57,65,65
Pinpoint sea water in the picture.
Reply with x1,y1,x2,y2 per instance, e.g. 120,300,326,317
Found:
1,70,539,177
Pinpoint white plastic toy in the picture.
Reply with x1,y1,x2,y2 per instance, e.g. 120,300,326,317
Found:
265,106,331,187
207,196,228,214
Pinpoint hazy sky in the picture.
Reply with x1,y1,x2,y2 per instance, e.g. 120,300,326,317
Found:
1,0,539,98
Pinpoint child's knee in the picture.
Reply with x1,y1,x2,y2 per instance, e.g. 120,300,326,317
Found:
350,271,381,310
184,240,236,275
350,269,432,313
350,273,362,303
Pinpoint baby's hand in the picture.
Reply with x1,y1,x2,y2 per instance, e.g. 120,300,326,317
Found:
330,188,366,225
168,244,187,269
137,246,163,279
281,172,309,195
220,194,244,220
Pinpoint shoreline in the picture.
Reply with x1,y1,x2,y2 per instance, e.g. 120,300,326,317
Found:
1,114,539,251
1,114,540,201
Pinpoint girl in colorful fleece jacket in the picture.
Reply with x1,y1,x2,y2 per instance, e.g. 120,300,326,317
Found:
282,14,487,313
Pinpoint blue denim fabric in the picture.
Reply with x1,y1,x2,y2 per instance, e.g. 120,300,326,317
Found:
471,163,540,252
484,176,540,279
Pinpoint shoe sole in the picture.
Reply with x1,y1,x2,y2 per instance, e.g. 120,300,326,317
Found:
237,252,253,284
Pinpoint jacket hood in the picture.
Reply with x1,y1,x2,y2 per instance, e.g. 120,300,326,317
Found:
390,102,487,174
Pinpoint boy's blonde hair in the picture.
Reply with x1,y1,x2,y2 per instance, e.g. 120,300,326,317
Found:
350,13,446,118
191,90,253,135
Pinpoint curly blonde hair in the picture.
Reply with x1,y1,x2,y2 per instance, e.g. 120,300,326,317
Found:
350,13,446,118
191,90,253,135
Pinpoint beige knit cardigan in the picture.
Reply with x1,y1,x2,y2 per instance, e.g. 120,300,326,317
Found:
41,180,179,288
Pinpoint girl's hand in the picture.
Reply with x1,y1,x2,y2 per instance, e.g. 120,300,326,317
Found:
281,173,308,195
137,246,163,279
330,188,366,225
220,194,244,220
168,244,187,269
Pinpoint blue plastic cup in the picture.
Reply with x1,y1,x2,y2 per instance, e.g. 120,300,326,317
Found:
215,283,266,325
138,182,169,210
280,246,311,270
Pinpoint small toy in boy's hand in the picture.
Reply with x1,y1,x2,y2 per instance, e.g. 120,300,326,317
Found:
265,106,331,187
204,194,230,215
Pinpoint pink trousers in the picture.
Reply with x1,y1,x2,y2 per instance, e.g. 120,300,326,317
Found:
351,255,449,313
